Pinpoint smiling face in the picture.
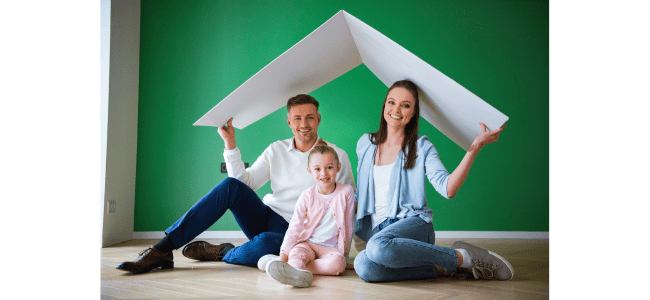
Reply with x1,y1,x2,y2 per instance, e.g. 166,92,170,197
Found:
287,103,321,146
383,87,416,130
307,152,341,195
384,87,415,128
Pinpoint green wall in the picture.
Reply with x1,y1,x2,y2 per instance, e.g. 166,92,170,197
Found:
135,0,549,232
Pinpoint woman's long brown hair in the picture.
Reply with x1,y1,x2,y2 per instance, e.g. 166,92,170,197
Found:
369,80,420,170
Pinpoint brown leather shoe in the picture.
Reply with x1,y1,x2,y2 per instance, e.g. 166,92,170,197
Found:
182,241,235,261
116,246,173,273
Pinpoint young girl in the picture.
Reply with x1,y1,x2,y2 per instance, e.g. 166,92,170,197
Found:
257,145,355,287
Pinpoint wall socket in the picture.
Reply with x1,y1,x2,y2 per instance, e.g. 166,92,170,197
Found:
108,200,116,213
221,162,249,173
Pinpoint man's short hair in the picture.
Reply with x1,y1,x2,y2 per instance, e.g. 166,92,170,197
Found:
287,94,319,112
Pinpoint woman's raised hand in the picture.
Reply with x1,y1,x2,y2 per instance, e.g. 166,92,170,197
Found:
218,118,237,150
469,122,507,152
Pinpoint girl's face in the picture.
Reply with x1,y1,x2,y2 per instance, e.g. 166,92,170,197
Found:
307,152,341,195
383,87,416,129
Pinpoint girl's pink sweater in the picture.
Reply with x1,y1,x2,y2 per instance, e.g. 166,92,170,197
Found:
280,183,356,259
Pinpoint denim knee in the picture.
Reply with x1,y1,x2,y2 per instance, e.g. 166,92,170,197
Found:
365,236,401,268
353,251,375,282
253,231,283,240
251,232,284,248
220,177,245,188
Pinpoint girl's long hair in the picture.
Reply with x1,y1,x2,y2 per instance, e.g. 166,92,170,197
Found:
369,80,420,170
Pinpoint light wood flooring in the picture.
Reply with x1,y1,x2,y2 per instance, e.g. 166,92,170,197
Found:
101,238,549,299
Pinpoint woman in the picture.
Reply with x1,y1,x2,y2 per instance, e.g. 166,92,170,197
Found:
353,80,511,282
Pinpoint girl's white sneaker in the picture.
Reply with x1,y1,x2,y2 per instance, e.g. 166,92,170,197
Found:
257,254,281,271
266,260,313,287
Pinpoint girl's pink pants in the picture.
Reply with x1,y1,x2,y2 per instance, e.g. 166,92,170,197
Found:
287,241,346,275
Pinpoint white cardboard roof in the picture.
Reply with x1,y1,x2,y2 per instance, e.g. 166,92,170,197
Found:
194,10,509,151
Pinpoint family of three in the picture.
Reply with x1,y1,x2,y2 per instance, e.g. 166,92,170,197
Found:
117,80,511,287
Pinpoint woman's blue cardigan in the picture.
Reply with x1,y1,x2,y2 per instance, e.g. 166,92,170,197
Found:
354,134,451,242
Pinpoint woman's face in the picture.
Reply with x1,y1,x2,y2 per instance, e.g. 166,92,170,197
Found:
383,87,416,130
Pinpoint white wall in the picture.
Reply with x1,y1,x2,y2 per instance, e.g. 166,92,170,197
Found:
101,0,141,247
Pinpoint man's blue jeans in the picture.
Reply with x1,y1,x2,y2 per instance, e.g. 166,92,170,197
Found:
165,177,289,267
354,216,458,282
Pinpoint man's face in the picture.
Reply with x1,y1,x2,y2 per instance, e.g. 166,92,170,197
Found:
287,104,321,145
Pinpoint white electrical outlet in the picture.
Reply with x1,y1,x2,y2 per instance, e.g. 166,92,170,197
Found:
108,200,116,213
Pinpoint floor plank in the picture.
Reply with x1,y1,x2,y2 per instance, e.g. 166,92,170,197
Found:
102,238,548,299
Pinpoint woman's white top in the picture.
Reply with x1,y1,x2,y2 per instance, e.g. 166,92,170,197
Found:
372,161,394,229
309,191,339,249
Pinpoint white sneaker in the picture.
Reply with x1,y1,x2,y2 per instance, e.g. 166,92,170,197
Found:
257,254,281,271
266,260,313,288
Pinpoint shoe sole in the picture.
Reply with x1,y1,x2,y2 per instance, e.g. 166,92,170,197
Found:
266,260,312,287
452,241,514,280
116,261,174,274
257,254,281,271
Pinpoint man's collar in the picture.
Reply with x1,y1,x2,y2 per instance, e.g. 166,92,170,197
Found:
287,135,321,152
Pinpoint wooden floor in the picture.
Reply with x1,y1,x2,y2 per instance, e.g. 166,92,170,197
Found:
101,238,549,299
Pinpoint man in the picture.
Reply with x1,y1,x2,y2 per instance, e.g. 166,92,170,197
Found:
117,94,356,273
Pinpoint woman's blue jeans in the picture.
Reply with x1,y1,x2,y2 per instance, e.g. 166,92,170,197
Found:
164,177,289,267
354,216,458,282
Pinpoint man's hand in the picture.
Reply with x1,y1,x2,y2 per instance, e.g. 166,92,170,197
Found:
218,118,237,150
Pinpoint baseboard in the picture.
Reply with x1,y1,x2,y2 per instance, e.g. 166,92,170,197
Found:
133,231,548,239
133,231,248,239
434,231,548,239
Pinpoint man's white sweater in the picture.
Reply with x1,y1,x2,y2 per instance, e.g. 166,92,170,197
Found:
223,136,356,223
